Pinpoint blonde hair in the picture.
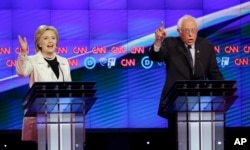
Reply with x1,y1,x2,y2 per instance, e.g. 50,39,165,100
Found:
177,14,199,29
34,25,59,52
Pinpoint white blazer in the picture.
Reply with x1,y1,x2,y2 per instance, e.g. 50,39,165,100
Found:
16,51,72,87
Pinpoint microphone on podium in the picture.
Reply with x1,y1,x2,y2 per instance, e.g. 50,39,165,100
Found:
57,61,65,83
196,50,205,80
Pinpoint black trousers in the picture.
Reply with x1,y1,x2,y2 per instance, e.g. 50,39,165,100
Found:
167,113,177,150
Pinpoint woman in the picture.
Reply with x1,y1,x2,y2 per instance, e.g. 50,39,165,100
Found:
16,25,72,141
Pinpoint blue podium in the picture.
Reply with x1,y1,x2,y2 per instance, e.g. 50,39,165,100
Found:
23,82,97,150
159,80,238,150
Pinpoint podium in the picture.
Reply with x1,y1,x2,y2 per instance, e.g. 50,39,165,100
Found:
159,80,238,150
23,82,97,150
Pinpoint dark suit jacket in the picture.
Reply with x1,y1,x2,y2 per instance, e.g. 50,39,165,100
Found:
148,37,224,116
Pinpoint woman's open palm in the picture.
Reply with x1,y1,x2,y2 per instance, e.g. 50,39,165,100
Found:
18,35,28,55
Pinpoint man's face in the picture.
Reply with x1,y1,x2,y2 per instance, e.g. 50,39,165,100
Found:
178,18,198,46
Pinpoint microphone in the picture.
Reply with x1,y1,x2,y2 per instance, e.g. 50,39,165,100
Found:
57,61,65,83
196,50,206,80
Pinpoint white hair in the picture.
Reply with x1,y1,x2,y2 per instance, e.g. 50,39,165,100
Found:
177,15,199,29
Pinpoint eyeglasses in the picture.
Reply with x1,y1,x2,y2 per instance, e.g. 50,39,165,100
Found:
180,28,198,34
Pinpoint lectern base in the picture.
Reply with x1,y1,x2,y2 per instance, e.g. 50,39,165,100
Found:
37,113,85,150
177,112,224,150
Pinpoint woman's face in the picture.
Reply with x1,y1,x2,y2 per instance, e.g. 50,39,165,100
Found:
38,30,57,54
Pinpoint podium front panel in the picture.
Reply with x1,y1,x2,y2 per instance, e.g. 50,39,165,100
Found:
166,95,238,115
25,97,97,117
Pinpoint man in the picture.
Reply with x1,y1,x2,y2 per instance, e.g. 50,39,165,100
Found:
149,14,224,117
148,14,224,149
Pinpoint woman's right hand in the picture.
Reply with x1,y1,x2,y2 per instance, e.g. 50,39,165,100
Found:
18,35,28,55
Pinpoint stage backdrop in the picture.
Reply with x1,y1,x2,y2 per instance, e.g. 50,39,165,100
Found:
0,0,250,129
